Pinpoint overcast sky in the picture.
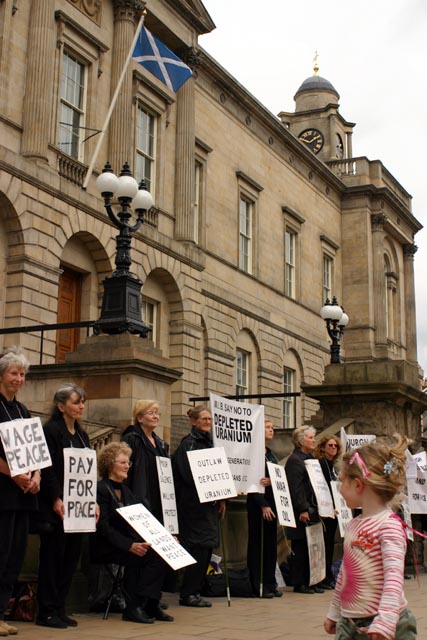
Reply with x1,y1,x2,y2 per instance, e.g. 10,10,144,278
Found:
199,0,427,374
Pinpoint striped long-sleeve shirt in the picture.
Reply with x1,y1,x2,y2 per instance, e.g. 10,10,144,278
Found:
327,509,407,639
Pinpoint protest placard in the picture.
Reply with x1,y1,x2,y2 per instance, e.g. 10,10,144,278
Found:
63,448,97,533
0,416,51,477
407,450,427,514
330,480,353,536
305,459,335,518
187,446,237,503
306,522,326,586
340,428,376,452
210,393,264,493
156,456,178,534
117,503,196,571
266,461,296,527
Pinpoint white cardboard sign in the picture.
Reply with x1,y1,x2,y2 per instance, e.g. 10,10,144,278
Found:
267,461,296,527
0,416,51,476
63,447,97,533
117,503,196,571
305,459,335,518
306,522,326,586
187,446,237,503
330,480,353,536
210,393,265,493
155,456,179,534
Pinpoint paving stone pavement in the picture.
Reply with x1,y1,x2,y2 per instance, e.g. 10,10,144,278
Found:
10,575,427,640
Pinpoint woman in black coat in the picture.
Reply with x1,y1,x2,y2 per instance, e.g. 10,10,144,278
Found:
247,419,281,598
314,434,342,589
93,441,172,624
285,425,323,594
121,399,169,523
36,383,90,629
172,405,225,608
0,347,40,637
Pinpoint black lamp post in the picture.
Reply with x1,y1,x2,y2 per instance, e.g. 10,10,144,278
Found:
320,296,349,364
93,161,152,337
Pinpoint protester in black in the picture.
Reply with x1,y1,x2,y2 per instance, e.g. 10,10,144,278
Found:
172,405,225,608
247,419,281,598
0,347,40,637
36,383,90,629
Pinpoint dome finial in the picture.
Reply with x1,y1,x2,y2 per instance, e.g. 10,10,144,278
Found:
313,50,319,76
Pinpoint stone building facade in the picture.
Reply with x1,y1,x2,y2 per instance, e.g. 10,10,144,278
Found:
0,0,425,453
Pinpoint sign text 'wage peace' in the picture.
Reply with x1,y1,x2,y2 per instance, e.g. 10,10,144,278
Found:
0,417,51,476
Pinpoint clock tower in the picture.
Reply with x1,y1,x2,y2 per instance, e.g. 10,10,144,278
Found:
279,56,355,162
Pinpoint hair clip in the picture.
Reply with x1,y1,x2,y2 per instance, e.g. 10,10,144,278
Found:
349,451,371,478
384,458,398,476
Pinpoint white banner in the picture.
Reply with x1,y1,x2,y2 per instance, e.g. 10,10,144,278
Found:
0,416,51,477
340,428,376,452
305,459,335,518
330,480,353,536
63,448,97,533
210,393,264,493
266,461,296,527
407,450,427,514
306,522,326,586
117,503,196,571
187,446,237,503
156,456,179,534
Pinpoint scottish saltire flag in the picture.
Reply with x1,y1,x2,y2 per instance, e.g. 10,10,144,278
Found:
133,26,192,93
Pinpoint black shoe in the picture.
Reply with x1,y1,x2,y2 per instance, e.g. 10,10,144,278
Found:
272,589,283,597
313,586,325,593
261,591,274,599
36,615,68,629
293,585,315,594
60,614,78,627
122,607,155,624
145,602,174,622
179,594,212,608
318,582,334,591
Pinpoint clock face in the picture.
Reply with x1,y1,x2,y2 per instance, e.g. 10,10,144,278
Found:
298,128,324,154
335,133,344,158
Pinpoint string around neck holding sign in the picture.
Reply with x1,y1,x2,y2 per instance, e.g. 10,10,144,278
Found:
1,400,23,421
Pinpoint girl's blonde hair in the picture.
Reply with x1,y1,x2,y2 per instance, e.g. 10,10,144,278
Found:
98,441,132,478
132,399,159,424
341,433,409,503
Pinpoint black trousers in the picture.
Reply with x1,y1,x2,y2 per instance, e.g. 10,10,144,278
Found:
0,511,29,619
106,548,167,609
290,537,310,587
247,503,277,594
323,517,338,584
37,526,83,618
179,544,211,598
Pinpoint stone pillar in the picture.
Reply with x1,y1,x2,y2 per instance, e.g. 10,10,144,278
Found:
371,214,387,350
21,0,55,160
109,0,144,172
403,243,418,363
174,48,199,241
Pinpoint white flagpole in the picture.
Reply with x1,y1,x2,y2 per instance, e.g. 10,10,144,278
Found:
82,12,146,190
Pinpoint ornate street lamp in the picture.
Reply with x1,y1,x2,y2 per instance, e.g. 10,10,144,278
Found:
320,296,349,364
93,161,152,337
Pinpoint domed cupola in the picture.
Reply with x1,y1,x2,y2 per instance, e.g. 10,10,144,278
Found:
294,57,339,112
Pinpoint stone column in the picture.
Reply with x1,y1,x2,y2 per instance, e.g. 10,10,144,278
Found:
21,0,55,160
109,0,144,172
403,243,418,363
174,48,199,241
371,214,387,350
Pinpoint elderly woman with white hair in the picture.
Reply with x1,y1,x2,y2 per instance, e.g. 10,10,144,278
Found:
285,425,323,594
0,346,40,636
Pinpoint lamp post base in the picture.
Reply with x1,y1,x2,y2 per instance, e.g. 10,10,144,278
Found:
93,274,149,338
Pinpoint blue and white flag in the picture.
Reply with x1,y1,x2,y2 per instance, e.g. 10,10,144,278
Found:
133,26,192,93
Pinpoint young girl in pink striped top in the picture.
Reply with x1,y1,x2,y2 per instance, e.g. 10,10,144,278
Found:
324,434,417,640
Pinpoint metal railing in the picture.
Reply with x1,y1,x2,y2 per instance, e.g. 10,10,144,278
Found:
0,321,96,365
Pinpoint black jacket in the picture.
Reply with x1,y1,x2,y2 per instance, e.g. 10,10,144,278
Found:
121,424,169,522
172,427,219,548
91,477,145,563
285,447,318,540
39,415,90,524
0,393,38,512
